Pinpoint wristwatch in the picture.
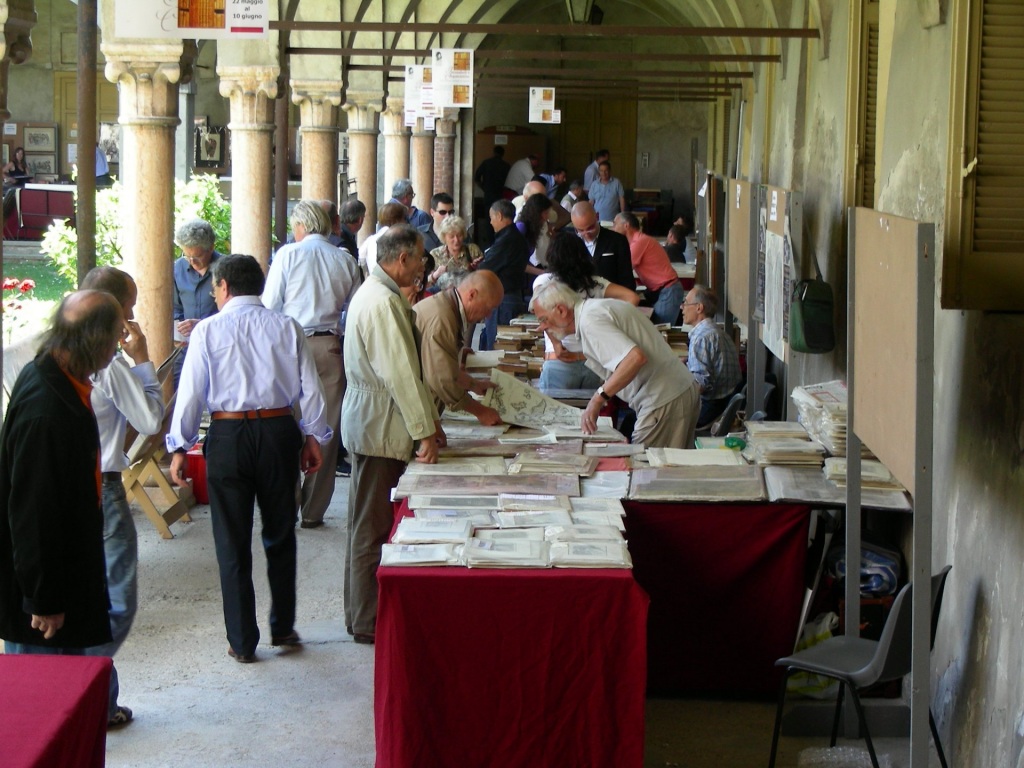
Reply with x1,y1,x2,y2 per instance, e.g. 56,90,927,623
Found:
596,386,611,401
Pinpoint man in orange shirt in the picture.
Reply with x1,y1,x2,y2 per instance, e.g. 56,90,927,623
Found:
613,212,684,325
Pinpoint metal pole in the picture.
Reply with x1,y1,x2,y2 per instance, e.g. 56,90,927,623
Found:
76,0,98,286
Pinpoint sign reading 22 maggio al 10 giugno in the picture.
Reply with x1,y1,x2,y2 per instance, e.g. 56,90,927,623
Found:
116,0,268,40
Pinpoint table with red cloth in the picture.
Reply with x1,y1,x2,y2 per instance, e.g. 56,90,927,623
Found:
376,501,650,768
0,654,112,768
624,501,812,695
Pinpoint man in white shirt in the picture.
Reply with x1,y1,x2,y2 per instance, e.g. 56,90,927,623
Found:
78,267,164,727
582,149,610,194
532,279,699,449
263,200,361,529
168,254,331,663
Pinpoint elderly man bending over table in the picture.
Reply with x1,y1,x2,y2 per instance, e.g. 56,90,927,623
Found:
532,279,700,449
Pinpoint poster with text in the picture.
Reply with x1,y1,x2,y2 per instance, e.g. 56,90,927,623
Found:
528,87,559,124
116,0,268,40
431,49,474,108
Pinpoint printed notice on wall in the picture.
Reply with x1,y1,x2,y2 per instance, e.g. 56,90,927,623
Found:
116,0,268,39
528,87,559,124
404,65,441,126
431,49,474,109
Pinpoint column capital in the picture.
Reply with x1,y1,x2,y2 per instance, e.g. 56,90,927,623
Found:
1,0,37,66
103,44,189,124
342,90,384,133
381,97,409,138
291,78,342,130
434,108,459,138
219,66,280,130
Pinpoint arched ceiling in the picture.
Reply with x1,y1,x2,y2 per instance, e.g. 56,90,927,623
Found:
273,0,811,104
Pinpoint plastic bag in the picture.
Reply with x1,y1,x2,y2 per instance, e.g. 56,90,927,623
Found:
786,612,841,698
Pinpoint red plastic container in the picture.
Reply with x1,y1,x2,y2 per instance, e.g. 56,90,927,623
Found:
185,445,208,504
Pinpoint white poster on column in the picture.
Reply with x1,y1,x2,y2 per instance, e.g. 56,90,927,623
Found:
528,87,559,124
430,49,474,108
115,0,269,39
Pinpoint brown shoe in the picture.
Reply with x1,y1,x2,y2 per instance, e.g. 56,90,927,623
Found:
300,520,324,529
353,633,375,645
228,647,257,663
271,630,301,647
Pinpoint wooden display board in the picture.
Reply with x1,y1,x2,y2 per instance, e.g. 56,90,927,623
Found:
850,209,934,497
726,179,755,320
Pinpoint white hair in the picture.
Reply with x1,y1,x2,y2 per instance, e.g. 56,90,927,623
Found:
530,279,582,314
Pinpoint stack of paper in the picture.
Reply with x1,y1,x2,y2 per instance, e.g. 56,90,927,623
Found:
463,539,550,568
407,494,498,510
498,494,572,512
402,456,508,476
823,458,906,490
491,509,574,528
391,517,474,545
569,497,627,531
474,527,545,542
543,422,624,442
584,442,646,457
412,507,497,527
394,472,580,499
744,437,826,466
508,451,599,476
381,543,462,566
580,471,631,499
548,541,633,569
744,421,810,440
543,524,624,542
629,465,766,502
763,465,912,512
646,447,747,467
790,380,874,457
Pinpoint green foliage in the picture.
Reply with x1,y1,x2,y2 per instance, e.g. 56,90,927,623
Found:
40,175,234,283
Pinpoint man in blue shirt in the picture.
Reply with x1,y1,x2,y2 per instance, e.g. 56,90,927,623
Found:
172,218,222,386
681,284,743,427
389,178,432,230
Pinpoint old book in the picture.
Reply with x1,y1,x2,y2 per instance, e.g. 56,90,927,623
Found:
380,543,462,567
629,465,766,502
548,541,633,569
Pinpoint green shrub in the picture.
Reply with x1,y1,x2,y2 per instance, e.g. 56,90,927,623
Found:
41,175,234,283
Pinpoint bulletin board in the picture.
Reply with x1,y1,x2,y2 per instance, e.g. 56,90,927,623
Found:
850,208,935,498
755,185,800,363
726,178,754,320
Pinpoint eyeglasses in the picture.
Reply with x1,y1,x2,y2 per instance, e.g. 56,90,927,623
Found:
680,301,701,307
436,209,454,216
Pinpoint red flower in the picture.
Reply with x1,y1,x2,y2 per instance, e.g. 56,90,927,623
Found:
2,277,19,291
18,279,35,293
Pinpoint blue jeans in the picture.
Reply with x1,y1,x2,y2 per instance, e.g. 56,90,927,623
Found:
4,641,86,656
538,359,602,390
650,280,685,325
82,478,138,719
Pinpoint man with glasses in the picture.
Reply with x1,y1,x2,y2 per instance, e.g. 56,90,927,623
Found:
681,284,743,427
570,201,635,291
419,192,454,252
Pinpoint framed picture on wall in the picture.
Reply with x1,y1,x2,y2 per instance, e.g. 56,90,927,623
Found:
24,126,57,153
195,126,225,168
99,123,121,166
26,153,57,176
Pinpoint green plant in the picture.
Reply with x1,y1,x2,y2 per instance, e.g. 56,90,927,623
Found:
40,175,234,282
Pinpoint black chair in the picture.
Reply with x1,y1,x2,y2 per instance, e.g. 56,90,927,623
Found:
768,566,952,768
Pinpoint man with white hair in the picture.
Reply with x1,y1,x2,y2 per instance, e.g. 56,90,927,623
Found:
389,178,431,229
264,199,361,529
531,279,699,449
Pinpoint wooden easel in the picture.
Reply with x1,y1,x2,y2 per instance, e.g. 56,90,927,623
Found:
121,347,192,539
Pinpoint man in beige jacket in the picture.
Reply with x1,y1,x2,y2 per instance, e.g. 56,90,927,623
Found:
414,270,504,426
341,225,444,644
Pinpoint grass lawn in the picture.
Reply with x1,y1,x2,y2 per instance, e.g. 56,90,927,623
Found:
2,258,72,346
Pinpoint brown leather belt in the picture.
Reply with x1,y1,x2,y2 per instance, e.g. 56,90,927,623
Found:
544,351,586,362
211,407,293,420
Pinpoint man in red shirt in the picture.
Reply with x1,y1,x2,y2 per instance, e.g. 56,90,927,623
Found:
613,212,683,325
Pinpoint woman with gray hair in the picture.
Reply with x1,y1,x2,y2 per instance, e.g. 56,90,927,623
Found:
173,217,223,384
425,215,484,292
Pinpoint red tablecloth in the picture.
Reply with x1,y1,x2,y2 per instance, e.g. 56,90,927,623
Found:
0,654,111,768
624,501,811,695
376,502,649,768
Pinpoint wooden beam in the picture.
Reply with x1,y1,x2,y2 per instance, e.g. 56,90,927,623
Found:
289,47,780,64
475,76,743,89
271,21,818,40
475,66,755,79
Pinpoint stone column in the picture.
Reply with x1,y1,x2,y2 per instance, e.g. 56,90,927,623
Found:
219,67,279,271
342,92,382,242
291,80,342,203
104,47,187,371
411,118,434,217
0,0,35,125
381,96,409,201
433,109,459,196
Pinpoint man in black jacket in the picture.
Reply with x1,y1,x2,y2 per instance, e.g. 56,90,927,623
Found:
570,201,636,291
1,290,124,654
